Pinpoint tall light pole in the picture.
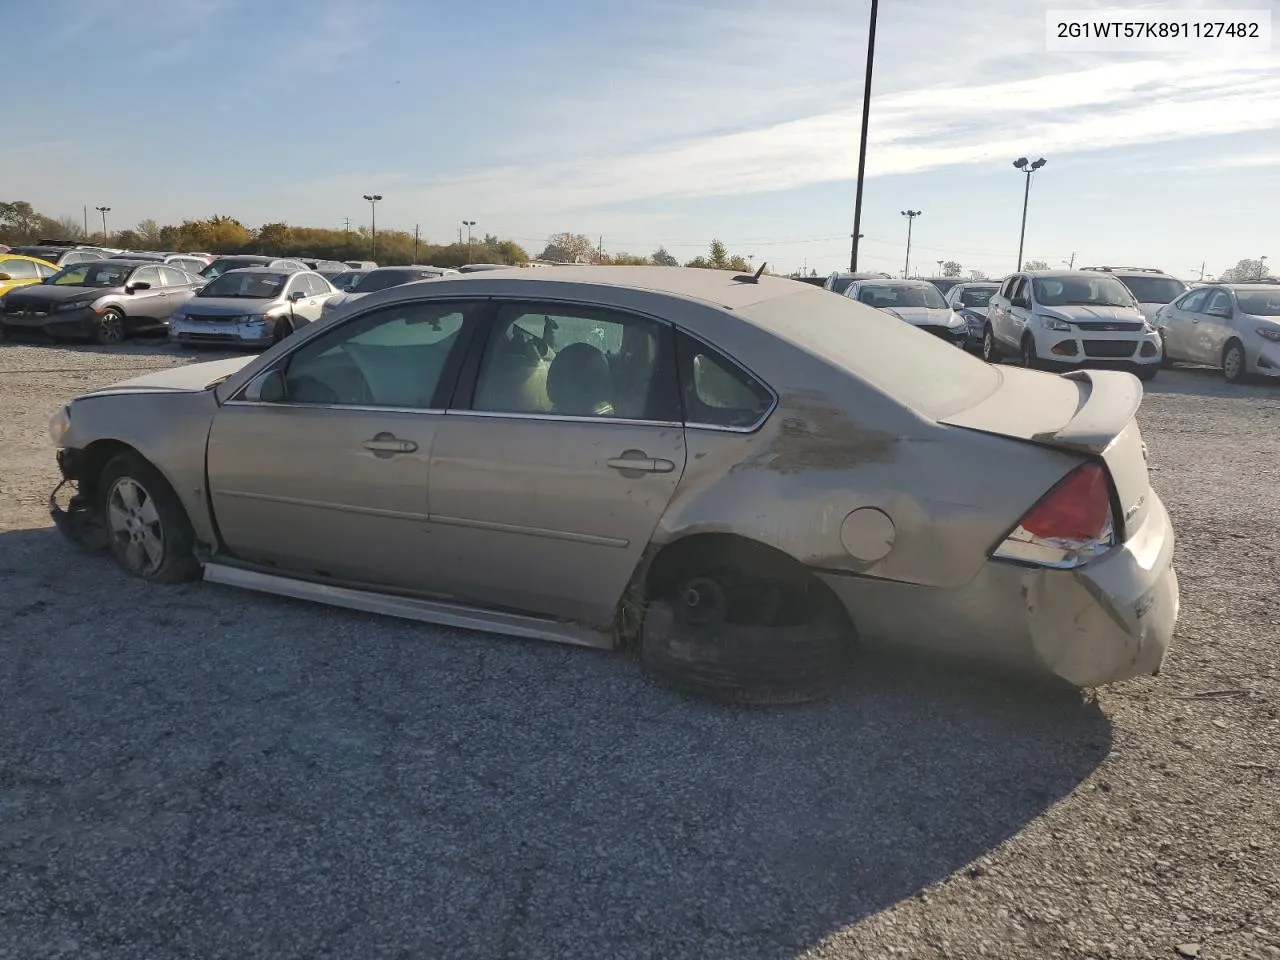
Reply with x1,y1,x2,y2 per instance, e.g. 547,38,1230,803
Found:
849,0,879,273
1012,157,1046,271
1259,255,1269,278
95,206,111,243
901,210,921,278
462,220,476,262
936,259,944,276
362,194,382,260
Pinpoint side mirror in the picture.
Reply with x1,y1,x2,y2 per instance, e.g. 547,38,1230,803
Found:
289,289,306,301
126,281,151,293
244,369,287,402
0,273,11,281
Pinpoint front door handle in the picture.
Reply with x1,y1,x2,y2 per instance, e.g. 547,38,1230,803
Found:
607,452,675,474
363,432,418,457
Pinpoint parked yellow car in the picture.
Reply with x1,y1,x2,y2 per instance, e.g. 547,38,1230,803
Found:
0,253,59,296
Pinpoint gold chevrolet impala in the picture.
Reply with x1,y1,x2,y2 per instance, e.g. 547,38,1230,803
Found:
48,266,1179,701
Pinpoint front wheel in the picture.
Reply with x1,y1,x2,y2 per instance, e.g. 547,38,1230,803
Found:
1020,334,1039,369
94,308,127,345
272,317,293,344
1223,340,1250,384
99,452,200,583
1136,365,1159,382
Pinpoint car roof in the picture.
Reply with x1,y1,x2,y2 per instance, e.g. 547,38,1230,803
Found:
1022,269,1114,278
855,278,936,286
0,252,59,266
219,266,303,276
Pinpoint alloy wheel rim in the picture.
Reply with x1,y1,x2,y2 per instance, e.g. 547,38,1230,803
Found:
984,331,994,360
100,313,124,342
1225,348,1242,379
106,478,164,575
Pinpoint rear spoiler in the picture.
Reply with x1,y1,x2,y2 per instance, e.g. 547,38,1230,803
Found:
1041,370,1143,454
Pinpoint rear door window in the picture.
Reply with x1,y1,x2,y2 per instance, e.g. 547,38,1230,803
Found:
676,332,774,430
0,258,38,280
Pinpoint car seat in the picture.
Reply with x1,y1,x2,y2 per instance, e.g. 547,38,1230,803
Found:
546,342,614,417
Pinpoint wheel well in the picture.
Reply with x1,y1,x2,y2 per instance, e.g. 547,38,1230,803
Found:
623,532,854,640
1223,337,1243,359
74,439,135,501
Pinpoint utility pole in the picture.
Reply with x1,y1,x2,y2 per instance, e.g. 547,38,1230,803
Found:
95,206,111,244
1196,260,1206,281
1063,252,1075,269
849,0,879,273
413,224,420,263
900,210,921,278
83,205,89,238
343,217,351,237
1259,255,1269,279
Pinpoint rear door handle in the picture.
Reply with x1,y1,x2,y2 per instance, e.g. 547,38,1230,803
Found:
607,455,675,474
363,433,418,455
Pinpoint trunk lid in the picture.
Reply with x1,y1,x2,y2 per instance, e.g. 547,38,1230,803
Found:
940,367,1152,537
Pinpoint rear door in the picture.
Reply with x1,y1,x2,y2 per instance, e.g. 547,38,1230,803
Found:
206,298,486,591
1006,277,1034,348
158,266,198,314
425,300,686,626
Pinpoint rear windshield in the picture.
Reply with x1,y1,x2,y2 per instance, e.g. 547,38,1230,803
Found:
352,269,431,293
741,289,999,418
1117,275,1187,304
957,286,997,308
202,258,266,279
855,283,947,309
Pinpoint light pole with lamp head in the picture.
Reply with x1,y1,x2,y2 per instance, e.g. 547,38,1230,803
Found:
901,210,921,278
849,0,879,273
95,206,111,244
462,220,476,262
1259,255,1269,279
1012,157,1046,271
362,194,382,260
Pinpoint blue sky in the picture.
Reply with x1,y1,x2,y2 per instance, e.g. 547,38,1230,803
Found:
5,0,1278,278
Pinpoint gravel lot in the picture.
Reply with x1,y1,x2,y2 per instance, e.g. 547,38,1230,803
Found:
1,340,1277,960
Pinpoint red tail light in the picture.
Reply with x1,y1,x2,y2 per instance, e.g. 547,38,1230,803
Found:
994,462,1115,569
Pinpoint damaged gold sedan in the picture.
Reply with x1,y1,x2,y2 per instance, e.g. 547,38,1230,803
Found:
48,266,1178,701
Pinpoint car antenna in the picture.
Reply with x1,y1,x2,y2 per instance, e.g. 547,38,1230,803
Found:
732,261,768,284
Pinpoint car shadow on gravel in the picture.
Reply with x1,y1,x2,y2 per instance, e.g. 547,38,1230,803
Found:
0,525,1113,960
1146,365,1280,399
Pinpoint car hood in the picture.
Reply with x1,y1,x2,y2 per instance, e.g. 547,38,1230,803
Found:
1042,304,1143,323
181,296,281,315
880,306,961,326
77,356,257,397
4,284,118,304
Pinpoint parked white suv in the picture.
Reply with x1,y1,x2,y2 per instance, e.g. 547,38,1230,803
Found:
983,270,1162,380
1080,266,1188,326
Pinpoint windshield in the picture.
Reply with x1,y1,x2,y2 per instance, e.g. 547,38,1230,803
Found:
352,270,428,293
1236,289,1280,317
199,272,288,299
856,283,947,309
330,271,363,289
202,258,265,279
957,285,997,308
48,262,132,287
1033,276,1135,308
1118,276,1187,304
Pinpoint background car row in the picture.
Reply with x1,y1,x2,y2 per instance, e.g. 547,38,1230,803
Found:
814,264,1280,384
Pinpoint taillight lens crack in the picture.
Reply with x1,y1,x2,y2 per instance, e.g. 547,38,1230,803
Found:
994,461,1116,569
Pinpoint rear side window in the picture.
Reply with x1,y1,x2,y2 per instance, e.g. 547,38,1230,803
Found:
1178,289,1209,312
676,332,773,430
158,266,189,286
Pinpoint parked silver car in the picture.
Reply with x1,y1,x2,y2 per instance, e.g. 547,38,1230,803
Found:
0,259,203,343
844,278,968,346
168,268,339,347
48,267,1177,700
1155,280,1280,382
321,264,459,314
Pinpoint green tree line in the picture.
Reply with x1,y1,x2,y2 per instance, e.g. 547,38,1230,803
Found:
3,202,762,272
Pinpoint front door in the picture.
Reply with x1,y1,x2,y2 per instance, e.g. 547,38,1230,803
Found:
1198,289,1236,364
427,300,687,626
206,298,485,592
1162,289,1207,361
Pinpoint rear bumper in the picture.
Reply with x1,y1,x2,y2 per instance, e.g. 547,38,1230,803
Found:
816,491,1178,686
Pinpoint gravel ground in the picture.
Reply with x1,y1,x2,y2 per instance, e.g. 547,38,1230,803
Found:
1,341,1277,960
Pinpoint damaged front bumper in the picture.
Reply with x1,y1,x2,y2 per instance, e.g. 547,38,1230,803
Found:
50,448,107,549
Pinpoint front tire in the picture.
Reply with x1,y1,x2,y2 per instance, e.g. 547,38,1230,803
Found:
94,308,127,345
1136,365,1159,382
1020,334,1039,369
1223,339,1250,384
272,317,293,344
99,452,200,583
